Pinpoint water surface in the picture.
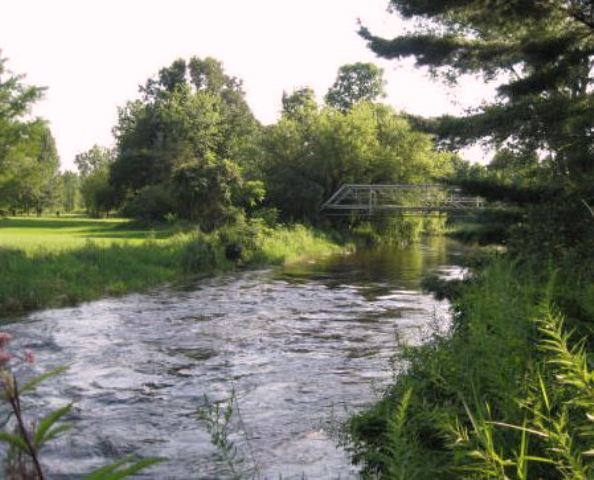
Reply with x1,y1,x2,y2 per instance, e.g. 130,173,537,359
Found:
5,237,466,478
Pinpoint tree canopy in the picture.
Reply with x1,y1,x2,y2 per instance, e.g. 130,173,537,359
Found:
261,96,456,221
360,0,594,190
0,54,59,214
325,62,386,111
109,57,262,227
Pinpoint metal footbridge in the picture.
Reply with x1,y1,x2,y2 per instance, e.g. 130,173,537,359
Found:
321,184,484,216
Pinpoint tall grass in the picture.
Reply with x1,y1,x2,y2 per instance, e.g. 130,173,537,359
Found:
347,259,594,479
0,220,344,315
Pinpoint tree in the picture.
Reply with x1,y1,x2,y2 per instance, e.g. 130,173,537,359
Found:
57,171,80,212
0,53,45,173
136,56,259,161
261,100,455,221
325,62,386,111
74,145,114,178
0,53,60,214
0,120,60,214
172,153,243,230
75,145,115,216
110,57,261,222
111,85,222,197
360,1,594,189
282,87,318,120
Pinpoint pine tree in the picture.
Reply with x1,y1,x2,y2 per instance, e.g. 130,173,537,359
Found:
361,1,594,192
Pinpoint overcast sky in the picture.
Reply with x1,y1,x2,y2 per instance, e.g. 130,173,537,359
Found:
1,0,495,171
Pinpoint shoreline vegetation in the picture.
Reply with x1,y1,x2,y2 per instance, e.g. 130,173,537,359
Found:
0,215,346,316
347,250,594,478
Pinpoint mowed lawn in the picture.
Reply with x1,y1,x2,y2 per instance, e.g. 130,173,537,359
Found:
0,215,178,252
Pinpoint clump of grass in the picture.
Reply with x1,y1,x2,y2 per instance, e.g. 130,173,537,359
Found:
259,224,345,264
0,241,184,313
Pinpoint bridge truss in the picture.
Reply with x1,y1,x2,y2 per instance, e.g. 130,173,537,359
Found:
321,184,484,216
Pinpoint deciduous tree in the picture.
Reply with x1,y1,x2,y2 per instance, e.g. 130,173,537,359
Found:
325,62,386,111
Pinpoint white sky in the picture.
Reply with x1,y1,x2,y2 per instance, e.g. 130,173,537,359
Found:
1,0,495,171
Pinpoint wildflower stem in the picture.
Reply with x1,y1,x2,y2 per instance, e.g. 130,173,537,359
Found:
8,375,45,480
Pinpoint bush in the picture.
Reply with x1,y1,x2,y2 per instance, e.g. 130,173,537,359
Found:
121,184,176,221
216,220,263,265
180,233,219,273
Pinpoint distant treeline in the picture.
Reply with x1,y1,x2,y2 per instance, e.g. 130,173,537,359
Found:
0,53,456,239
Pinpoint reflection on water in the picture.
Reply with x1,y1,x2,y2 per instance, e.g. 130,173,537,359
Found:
4,237,467,479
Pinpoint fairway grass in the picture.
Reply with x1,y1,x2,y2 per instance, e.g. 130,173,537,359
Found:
0,215,178,251
0,216,343,315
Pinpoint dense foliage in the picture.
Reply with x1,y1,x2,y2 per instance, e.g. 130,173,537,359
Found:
76,145,115,217
347,2,594,478
108,57,261,228
360,0,594,205
0,55,60,215
92,57,453,239
259,98,456,222
325,62,386,111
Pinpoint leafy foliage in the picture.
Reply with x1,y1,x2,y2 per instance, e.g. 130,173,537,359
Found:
0,54,60,215
361,0,594,188
78,147,116,218
260,99,456,222
325,62,386,111
109,57,261,224
348,252,594,479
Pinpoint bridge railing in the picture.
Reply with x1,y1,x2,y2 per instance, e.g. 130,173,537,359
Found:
321,184,484,215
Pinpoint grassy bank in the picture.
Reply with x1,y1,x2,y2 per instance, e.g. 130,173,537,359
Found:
347,256,594,479
0,216,344,315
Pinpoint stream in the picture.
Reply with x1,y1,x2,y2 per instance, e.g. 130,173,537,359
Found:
3,237,467,479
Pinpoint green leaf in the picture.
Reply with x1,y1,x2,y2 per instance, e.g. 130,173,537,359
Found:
33,403,72,447
83,458,129,480
21,366,69,395
0,431,29,452
42,422,72,443
84,457,163,480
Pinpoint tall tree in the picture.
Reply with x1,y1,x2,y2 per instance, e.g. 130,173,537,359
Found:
325,62,386,111
74,145,114,178
360,1,594,190
75,145,115,216
110,57,261,223
261,100,455,221
0,53,45,172
57,171,80,212
282,87,318,120
0,53,60,213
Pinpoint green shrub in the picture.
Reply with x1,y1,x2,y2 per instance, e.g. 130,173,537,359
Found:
120,184,176,221
180,233,219,273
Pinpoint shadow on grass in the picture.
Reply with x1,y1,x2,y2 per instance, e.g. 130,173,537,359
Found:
81,228,176,240
0,217,115,230
0,216,182,241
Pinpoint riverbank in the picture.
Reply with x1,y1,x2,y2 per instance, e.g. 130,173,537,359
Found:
347,251,594,478
0,216,345,314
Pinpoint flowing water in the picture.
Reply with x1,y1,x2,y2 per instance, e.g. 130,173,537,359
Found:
4,237,467,479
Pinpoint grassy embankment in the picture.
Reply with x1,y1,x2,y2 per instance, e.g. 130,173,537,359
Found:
0,215,344,315
347,249,594,478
